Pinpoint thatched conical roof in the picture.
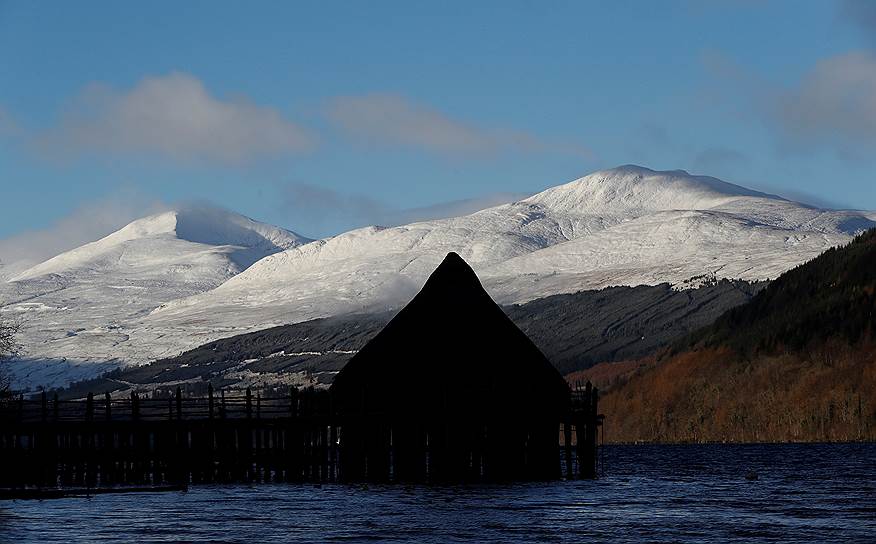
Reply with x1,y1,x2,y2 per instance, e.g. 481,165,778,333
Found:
330,252,568,418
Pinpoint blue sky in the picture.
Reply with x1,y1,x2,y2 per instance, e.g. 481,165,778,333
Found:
1,0,875,261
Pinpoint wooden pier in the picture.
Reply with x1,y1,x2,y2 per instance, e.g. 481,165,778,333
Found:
0,383,601,489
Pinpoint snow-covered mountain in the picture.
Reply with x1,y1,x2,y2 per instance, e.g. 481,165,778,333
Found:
148,165,870,326
2,165,874,389
0,207,308,386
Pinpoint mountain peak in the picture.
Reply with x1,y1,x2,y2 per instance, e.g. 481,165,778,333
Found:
525,165,779,215
171,206,310,249
10,206,308,281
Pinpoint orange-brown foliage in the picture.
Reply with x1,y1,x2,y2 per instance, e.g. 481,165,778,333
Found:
600,340,876,444
565,359,647,392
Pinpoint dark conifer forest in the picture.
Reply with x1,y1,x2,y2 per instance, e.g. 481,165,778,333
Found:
598,229,876,443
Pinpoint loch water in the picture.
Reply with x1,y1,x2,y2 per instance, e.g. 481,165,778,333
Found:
1,443,874,543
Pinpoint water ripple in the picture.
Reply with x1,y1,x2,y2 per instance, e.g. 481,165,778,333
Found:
0,443,874,543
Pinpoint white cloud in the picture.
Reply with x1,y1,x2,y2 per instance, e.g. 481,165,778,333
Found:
326,94,592,158
0,191,169,269
704,49,876,158
39,73,316,163
773,51,876,155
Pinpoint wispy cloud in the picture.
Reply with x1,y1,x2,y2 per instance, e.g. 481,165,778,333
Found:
283,183,386,232
282,182,528,237
390,193,530,224
0,191,169,268
704,49,876,159
38,73,316,164
841,0,876,34
0,106,19,137
692,147,748,173
772,51,876,156
326,94,592,158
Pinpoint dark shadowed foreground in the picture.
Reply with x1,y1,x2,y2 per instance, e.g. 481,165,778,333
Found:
1,443,873,544
1,253,600,487
330,252,575,481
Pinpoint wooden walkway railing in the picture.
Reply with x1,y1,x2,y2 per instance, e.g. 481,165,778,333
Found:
0,383,601,488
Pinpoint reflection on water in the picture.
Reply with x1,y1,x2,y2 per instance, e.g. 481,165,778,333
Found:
1,443,874,543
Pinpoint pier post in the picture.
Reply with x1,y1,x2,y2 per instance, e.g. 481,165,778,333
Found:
208,384,214,419
103,392,112,486
290,387,299,418
288,387,300,481
564,418,573,479
575,382,598,479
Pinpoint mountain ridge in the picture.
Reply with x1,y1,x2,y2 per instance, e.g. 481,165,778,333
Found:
54,278,765,399
2,165,873,389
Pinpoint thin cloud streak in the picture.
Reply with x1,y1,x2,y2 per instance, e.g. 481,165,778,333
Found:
692,147,748,173
326,94,593,159
282,182,529,237
0,106,18,136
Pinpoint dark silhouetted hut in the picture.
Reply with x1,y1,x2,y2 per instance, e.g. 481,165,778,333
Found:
330,252,570,481
0,252,598,489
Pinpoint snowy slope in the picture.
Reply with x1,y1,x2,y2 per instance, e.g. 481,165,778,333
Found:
0,207,308,387
0,260,33,282
3,165,874,389
133,166,873,365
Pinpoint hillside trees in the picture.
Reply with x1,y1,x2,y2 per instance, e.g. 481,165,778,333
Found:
0,318,20,395
597,228,876,443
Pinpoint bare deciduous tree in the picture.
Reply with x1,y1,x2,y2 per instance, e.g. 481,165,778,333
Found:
0,319,21,395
